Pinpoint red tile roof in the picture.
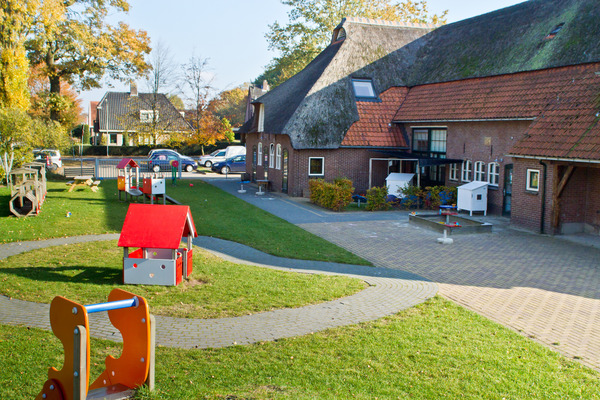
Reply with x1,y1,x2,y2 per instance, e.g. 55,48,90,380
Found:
511,64,600,160
342,87,409,147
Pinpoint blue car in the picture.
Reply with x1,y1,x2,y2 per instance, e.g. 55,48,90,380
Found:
148,151,198,173
211,155,246,174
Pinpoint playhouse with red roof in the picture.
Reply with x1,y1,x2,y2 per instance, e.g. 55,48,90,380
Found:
118,204,197,286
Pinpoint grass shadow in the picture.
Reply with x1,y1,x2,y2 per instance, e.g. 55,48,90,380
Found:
0,265,121,285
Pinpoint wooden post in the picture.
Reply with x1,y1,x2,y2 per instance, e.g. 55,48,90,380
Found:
73,325,87,400
145,315,156,391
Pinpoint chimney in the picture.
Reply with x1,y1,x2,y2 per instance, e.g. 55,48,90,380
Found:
130,81,138,97
262,80,270,92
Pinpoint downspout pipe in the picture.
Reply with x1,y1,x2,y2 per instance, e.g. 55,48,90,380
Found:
539,160,547,234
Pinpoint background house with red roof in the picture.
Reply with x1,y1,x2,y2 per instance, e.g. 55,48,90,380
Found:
240,0,600,235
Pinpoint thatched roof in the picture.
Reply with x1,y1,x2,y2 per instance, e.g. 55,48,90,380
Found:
406,0,600,85
245,0,600,150
245,18,434,149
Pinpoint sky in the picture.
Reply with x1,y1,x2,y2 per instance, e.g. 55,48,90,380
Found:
78,0,526,114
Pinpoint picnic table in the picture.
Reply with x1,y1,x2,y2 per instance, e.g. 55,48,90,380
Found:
67,176,100,192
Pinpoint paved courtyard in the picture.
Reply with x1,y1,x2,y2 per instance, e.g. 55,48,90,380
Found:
209,177,600,371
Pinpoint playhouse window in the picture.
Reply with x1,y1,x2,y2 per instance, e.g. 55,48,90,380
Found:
309,157,324,176
526,169,540,192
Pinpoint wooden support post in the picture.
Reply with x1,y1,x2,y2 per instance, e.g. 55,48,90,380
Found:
551,165,575,230
145,315,156,391
73,325,87,400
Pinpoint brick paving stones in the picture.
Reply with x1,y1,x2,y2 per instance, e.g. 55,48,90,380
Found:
299,218,600,371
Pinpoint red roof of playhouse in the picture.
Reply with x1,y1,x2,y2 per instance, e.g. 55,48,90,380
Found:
118,204,197,249
342,87,410,148
117,158,139,169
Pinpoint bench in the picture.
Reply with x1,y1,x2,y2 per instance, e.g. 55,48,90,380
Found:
64,166,95,178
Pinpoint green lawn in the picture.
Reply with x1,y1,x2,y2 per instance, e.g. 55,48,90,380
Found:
3,297,599,400
0,240,364,318
0,179,368,265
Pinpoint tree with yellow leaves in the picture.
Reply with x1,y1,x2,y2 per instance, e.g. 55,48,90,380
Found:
27,0,151,121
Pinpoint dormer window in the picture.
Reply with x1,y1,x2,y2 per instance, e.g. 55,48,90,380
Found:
140,110,157,123
352,78,377,100
332,27,346,42
545,23,564,40
257,103,265,132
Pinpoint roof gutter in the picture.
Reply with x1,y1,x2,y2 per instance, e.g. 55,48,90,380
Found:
393,118,535,123
509,154,600,164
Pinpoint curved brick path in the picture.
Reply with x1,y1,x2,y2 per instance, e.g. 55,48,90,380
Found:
0,235,437,348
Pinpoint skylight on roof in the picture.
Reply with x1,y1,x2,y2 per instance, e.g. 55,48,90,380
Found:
545,23,564,40
352,79,377,99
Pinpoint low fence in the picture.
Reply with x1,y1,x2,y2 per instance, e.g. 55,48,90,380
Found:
63,158,183,179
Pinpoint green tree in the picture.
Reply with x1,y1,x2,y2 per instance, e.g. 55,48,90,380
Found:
27,0,151,121
0,107,33,184
221,118,235,143
0,0,38,110
82,124,90,145
260,0,447,87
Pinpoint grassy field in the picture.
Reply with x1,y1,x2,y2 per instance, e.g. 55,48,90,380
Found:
0,240,364,318
0,179,368,265
3,297,599,400
2,177,600,399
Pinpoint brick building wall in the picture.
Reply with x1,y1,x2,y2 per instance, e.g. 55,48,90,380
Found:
408,121,530,215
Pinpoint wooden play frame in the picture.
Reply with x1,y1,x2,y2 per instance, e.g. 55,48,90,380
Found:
36,289,155,400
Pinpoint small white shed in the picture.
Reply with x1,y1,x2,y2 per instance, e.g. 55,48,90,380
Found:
457,181,488,216
386,173,415,197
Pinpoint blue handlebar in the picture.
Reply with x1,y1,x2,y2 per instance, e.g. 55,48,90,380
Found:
85,297,138,314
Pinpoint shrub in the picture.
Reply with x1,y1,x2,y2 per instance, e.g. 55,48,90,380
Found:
308,178,354,211
366,186,390,211
399,185,457,210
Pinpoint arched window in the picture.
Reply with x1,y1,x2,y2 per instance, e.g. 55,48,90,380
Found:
474,161,486,181
461,160,472,182
276,144,282,169
488,162,500,186
269,143,275,168
257,143,263,166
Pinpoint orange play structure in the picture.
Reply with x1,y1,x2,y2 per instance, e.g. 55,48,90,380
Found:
36,288,155,400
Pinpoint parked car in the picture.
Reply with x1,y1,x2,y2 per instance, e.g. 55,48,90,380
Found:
148,151,198,173
211,154,246,174
148,148,179,158
33,149,62,170
199,145,245,167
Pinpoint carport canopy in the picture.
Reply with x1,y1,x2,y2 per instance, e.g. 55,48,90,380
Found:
369,150,463,188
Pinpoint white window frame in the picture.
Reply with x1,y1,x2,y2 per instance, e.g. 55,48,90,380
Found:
474,161,486,181
488,162,500,186
449,163,459,181
276,144,282,169
269,144,275,168
140,110,158,123
526,169,540,192
461,160,472,182
257,104,265,132
351,78,377,99
257,143,263,166
308,157,324,176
